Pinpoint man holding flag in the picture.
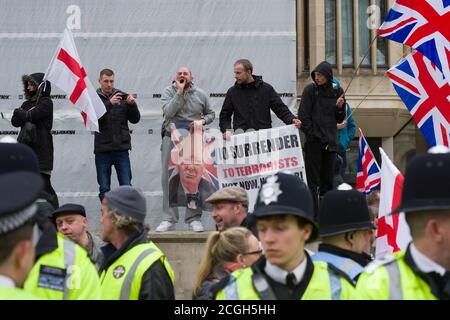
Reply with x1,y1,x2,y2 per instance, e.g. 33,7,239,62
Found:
356,147,450,300
43,27,139,202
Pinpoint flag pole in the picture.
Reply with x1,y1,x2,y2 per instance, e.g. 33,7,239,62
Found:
343,35,379,96
347,54,407,119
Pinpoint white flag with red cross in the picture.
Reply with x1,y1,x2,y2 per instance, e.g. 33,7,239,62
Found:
376,148,412,258
44,28,106,132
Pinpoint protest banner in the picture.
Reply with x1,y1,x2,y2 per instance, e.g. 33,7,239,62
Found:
216,125,306,211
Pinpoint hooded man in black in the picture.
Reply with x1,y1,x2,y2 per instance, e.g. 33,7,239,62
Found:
11,72,58,209
298,61,346,214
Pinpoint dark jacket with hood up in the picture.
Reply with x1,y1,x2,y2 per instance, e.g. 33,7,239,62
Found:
95,88,140,153
219,75,296,133
11,73,54,171
298,62,345,152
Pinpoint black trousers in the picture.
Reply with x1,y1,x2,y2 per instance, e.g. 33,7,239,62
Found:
40,173,59,209
304,141,336,216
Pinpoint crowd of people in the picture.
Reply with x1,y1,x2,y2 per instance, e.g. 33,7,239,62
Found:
1,58,448,300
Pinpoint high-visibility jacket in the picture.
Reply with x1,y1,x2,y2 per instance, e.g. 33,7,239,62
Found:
0,286,41,300
312,251,362,299
100,242,174,300
24,233,101,300
356,251,437,300
216,260,343,300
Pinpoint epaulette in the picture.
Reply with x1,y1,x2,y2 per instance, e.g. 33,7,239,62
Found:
209,274,232,298
364,255,397,274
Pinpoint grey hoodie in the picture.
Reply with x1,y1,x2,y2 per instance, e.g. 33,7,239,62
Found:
161,83,215,132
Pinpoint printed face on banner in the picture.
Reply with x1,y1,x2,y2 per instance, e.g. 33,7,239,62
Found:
168,122,219,211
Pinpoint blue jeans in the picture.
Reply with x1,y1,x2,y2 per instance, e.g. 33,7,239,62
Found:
95,150,132,201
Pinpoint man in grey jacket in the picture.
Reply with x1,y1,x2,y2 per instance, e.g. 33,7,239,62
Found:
157,67,215,232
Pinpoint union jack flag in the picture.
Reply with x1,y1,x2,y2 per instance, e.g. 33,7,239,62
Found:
378,0,450,81
387,50,450,147
356,129,381,194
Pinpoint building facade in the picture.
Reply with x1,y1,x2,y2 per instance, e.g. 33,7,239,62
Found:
295,0,428,182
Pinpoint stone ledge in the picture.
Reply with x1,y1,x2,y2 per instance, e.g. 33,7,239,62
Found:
148,231,212,243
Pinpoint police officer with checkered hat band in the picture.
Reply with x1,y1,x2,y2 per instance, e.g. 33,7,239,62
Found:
0,142,101,300
312,183,375,299
357,146,450,300
0,143,43,299
214,172,344,300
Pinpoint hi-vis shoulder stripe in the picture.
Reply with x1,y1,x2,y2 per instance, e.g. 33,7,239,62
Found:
0,31,295,39
364,255,397,274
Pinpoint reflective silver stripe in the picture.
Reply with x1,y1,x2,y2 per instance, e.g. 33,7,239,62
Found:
119,248,156,300
224,274,239,300
385,261,403,300
63,238,76,300
329,272,342,300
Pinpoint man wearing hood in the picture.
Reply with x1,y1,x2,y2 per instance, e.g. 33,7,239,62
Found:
219,59,301,140
157,66,215,232
298,61,346,214
95,68,140,202
11,72,58,209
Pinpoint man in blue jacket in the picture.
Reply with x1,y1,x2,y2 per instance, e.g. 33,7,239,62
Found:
335,79,356,177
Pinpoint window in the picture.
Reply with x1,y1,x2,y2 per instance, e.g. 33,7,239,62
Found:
325,0,388,70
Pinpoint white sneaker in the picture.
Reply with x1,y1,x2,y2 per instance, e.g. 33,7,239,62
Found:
155,221,175,232
189,221,204,232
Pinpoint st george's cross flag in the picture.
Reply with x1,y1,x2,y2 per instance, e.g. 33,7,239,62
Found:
376,148,412,258
44,28,106,132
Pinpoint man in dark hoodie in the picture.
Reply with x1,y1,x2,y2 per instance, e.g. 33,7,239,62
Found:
11,72,58,209
298,61,346,214
95,68,140,202
219,59,301,139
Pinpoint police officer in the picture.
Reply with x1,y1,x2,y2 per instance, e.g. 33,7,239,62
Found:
0,142,101,300
99,186,175,300
0,143,43,300
357,147,450,300
214,172,336,300
313,183,375,299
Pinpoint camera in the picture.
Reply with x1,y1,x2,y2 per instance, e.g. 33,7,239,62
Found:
117,92,129,100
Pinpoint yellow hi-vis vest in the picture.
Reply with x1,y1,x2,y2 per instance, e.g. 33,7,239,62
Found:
216,261,340,300
24,233,101,300
356,251,437,300
99,242,174,300
0,286,42,300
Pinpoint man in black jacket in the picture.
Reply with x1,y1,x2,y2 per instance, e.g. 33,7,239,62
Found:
219,59,301,139
298,61,346,214
11,72,58,209
95,69,140,201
